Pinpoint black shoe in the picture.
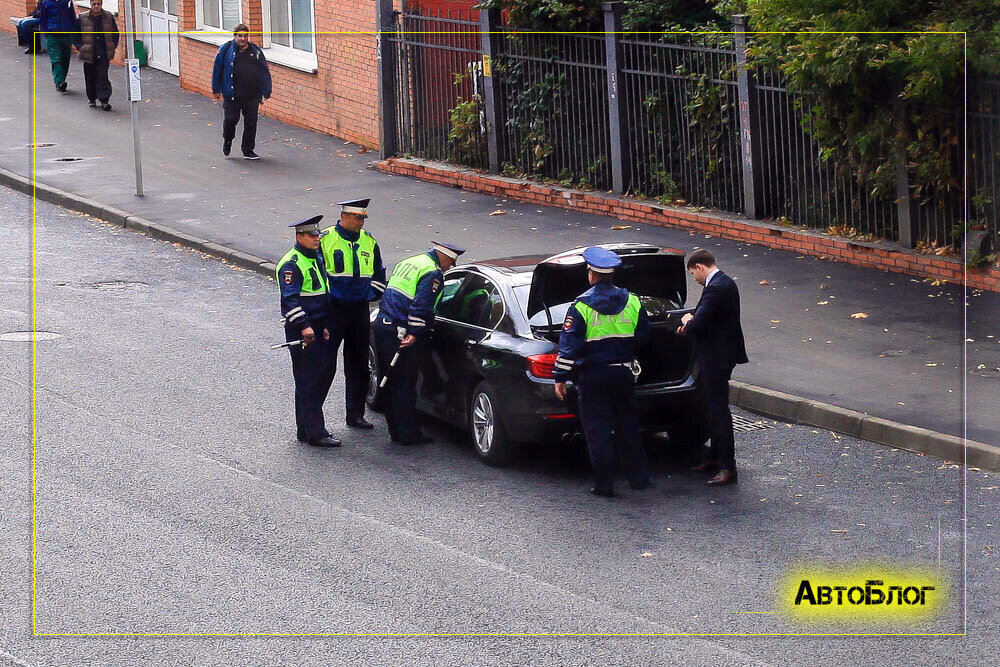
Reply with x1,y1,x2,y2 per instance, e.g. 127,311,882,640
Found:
242,151,261,160
707,469,738,486
57,81,67,92
101,102,112,111
307,436,342,447
347,417,374,429
222,139,232,156
24,48,34,54
88,100,97,108
589,487,615,498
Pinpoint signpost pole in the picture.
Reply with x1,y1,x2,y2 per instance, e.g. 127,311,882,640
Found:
122,0,143,196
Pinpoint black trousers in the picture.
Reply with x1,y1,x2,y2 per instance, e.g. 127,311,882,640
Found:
698,367,736,471
223,96,259,154
577,365,649,494
287,321,338,442
373,318,425,442
83,59,111,103
328,301,371,423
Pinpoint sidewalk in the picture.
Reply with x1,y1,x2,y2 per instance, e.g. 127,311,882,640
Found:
2,36,997,463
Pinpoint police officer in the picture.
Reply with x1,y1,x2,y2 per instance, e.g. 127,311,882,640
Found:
320,198,387,430
276,216,340,447
374,241,465,445
553,247,651,497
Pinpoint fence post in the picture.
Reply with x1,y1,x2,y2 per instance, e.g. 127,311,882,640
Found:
376,0,398,160
894,98,917,248
602,2,631,194
479,9,502,173
733,15,765,219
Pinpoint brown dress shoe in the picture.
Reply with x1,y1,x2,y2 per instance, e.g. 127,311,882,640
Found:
707,469,738,486
690,462,719,474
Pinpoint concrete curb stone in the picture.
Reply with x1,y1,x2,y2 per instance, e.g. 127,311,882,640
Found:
5,169,998,471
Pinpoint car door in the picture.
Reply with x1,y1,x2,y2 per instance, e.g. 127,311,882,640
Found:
426,271,505,425
414,270,468,419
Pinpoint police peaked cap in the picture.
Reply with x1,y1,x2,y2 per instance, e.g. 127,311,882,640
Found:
289,215,325,233
582,246,622,273
337,198,370,217
431,242,467,260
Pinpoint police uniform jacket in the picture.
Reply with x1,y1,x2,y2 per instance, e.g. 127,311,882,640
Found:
553,283,650,382
378,251,444,338
277,243,329,335
320,223,387,305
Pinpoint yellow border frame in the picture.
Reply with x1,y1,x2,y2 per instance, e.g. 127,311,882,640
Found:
29,28,970,638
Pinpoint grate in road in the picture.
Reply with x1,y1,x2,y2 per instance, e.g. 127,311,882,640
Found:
733,415,775,432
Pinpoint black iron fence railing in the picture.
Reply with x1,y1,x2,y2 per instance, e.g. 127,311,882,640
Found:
376,2,999,248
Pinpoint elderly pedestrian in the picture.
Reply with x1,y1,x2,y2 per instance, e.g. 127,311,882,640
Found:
71,0,119,111
211,24,272,160
37,0,76,92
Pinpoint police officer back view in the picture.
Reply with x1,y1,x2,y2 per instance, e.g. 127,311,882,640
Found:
374,241,465,445
554,247,652,497
276,216,340,447
320,198,387,430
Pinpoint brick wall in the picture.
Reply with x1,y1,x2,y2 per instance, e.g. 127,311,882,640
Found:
378,157,1000,293
178,0,382,148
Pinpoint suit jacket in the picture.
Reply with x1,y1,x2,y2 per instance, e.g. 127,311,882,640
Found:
683,270,748,375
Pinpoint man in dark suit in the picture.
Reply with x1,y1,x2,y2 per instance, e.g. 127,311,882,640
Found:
677,249,748,486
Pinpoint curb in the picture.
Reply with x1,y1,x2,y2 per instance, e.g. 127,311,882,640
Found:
0,167,274,280
4,167,997,471
729,382,998,471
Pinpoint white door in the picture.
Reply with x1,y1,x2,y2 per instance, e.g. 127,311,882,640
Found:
138,0,179,75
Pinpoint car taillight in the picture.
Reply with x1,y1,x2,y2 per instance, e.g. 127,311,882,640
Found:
526,353,558,379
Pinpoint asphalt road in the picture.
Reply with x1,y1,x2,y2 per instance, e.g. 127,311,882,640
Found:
0,190,996,664
0,36,996,447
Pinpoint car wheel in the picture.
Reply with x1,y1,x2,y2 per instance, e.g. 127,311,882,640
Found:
469,382,512,466
365,343,384,412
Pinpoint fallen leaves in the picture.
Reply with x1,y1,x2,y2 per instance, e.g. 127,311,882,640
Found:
611,225,631,230
488,210,506,216
759,280,770,286
850,312,869,319
831,529,848,534
640,552,654,558
817,301,829,306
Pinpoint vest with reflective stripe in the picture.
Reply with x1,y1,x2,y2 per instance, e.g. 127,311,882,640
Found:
275,248,328,296
386,252,437,299
575,293,641,341
321,229,377,278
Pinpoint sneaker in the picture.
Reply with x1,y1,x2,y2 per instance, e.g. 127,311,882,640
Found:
101,102,112,111
242,151,261,160
88,100,97,108
222,139,232,156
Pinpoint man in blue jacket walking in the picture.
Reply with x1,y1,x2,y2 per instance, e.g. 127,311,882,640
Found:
37,0,76,91
211,24,272,160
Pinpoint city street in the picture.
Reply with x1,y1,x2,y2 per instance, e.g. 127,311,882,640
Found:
1,35,997,449
1,189,995,663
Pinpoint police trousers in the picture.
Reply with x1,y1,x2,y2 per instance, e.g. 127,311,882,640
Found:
373,319,425,442
328,301,370,423
577,365,649,494
287,321,337,442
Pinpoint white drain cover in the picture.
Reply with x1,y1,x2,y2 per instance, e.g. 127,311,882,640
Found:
0,331,62,342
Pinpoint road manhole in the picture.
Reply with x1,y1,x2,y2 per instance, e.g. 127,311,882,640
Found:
53,157,89,162
26,142,55,148
879,349,911,357
733,415,775,432
0,331,62,342
91,280,148,291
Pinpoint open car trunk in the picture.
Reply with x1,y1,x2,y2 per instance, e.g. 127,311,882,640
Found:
526,243,695,386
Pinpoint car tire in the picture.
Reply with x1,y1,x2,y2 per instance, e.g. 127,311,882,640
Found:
365,343,385,412
469,381,513,466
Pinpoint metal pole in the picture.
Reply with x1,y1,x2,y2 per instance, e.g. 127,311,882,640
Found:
122,0,143,196
376,0,399,160
602,2,631,194
479,8,502,173
733,15,764,219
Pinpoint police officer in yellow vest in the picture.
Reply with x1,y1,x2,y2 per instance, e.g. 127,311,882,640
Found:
374,241,466,445
553,247,651,497
276,216,340,447
320,198,387,430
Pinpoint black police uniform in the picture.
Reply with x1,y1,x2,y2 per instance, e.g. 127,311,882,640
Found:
277,216,339,446
554,247,651,496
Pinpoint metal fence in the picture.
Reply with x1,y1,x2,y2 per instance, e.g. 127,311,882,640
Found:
379,5,1000,247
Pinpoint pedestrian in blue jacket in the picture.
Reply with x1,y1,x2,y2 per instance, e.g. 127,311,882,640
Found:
211,24,272,160
37,0,77,91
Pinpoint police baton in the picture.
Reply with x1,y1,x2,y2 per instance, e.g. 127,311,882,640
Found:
270,340,303,350
378,350,402,389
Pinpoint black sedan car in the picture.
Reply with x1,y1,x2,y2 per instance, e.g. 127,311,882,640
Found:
367,242,707,465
